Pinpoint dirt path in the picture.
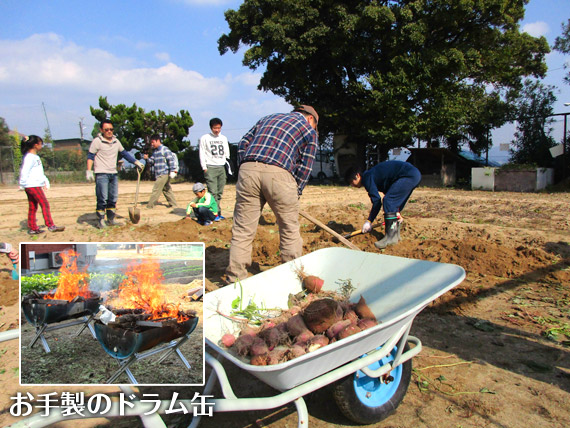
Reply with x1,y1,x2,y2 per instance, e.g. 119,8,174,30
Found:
1,181,569,427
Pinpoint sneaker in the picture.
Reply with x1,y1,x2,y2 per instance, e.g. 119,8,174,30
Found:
48,225,65,232
28,229,45,235
203,221,212,226
214,215,225,221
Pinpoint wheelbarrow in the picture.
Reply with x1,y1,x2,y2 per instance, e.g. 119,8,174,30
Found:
128,167,141,224
200,247,466,427
7,248,465,428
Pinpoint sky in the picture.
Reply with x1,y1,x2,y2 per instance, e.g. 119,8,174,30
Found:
0,0,569,164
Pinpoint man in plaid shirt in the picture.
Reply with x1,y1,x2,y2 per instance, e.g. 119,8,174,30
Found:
143,134,179,209
225,105,318,282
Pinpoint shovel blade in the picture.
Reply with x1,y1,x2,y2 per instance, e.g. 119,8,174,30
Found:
129,206,141,224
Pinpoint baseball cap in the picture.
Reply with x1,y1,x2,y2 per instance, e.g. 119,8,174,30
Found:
293,105,319,126
193,182,206,193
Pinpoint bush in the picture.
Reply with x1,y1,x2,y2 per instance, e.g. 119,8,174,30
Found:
21,272,126,295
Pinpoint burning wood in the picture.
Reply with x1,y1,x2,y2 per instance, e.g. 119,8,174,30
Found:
103,258,192,323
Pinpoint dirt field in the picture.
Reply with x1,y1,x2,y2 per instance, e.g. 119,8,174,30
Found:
1,179,570,427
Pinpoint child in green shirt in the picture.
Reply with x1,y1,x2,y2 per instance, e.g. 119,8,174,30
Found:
186,182,218,226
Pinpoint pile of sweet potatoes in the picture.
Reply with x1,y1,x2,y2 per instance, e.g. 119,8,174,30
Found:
220,284,378,366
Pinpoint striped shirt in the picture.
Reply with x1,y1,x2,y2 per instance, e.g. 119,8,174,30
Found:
146,144,178,177
238,112,318,194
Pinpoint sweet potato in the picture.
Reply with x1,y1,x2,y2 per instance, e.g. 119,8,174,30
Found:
267,346,289,365
234,334,255,356
342,309,359,324
250,354,269,366
221,333,236,348
259,327,286,350
295,329,315,343
326,319,352,339
357,318,378,331
250,337,269,356
303,275,324,293
337,323,362,340
307,334,330,352
287,314,310,337
289,344,307,359
302,298,343,334
355,295,376,321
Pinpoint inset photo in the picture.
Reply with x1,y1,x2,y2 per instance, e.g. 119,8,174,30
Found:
20,242,204,385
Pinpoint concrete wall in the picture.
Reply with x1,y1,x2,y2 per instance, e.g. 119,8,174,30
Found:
472,168,554,192
471,167,495,191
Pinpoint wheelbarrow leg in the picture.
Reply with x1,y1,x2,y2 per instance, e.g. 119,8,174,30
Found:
293,397,309,428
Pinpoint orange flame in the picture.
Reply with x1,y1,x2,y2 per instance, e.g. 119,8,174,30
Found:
47,250,91,301
114,259,186,321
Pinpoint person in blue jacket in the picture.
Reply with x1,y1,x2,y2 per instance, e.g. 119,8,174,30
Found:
345,160,421,249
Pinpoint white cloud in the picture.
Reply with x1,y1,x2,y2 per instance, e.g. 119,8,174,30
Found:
225,72,262,87
155,51,171,62
522,21,549,38
0,32,287,141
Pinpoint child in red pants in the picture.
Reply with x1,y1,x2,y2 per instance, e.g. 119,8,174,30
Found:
19,135,65,235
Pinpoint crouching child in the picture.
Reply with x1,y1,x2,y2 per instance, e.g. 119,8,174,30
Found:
186,182,218,226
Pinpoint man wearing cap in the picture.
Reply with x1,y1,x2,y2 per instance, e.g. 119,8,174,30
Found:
225,105,319,282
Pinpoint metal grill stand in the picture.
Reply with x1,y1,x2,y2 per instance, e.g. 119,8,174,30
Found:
28,315,96,353
105,325,196,384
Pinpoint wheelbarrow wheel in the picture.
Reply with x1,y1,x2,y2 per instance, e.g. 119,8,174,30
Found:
332,344,412,425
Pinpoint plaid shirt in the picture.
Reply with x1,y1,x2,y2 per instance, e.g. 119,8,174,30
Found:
238,112,318,194
147,144,178,177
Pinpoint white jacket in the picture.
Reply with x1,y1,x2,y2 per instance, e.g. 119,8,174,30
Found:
19,153,49,188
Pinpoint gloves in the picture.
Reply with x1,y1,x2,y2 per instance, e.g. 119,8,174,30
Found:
169,171,177,179
134,160,144,170
86,170,94,182
362,220,372,234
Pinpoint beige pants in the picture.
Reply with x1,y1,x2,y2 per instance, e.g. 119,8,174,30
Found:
225,162,302,281
147,174,177,208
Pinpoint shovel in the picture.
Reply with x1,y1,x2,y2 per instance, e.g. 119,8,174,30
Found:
128,168,141,224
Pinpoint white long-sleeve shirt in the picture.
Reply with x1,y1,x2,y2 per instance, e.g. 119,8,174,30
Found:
199,132,230,170
19,153,49,188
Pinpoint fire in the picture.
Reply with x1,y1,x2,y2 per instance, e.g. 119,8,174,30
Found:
113,259,186,321
47,250,91,301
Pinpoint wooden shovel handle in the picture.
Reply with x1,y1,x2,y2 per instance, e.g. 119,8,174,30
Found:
134,168,141,207
299,211,361,251
343,222,382,239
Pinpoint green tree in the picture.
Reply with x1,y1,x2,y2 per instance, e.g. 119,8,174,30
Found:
0,117,9,147
219,0,549,163
90,96,194,154
509,79,556,167
554,19,570,85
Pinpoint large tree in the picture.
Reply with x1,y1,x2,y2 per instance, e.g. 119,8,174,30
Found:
554,19,570,85
219,0,548,161
90,96,194,154
509,79,556,167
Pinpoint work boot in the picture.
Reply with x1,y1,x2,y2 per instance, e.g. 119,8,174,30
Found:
96,210,106,229
106,209,123,226
374,212,400,249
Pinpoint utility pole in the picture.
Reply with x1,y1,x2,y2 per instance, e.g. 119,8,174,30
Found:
79,117,85,141
42,102,53,147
